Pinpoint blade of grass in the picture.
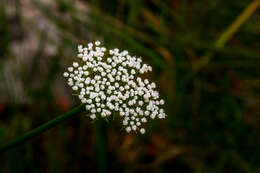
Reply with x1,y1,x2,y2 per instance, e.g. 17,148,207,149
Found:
194,0,260,71
0,104,86,152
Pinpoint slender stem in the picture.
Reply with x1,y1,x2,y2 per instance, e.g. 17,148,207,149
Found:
0,104,86,152
194,0,260,70
215,0,260,48
94,120,108,173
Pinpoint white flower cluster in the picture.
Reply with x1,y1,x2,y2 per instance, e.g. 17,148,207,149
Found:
63,41,166,134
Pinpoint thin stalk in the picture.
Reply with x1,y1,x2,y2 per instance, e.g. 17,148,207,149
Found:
194,0,260,70
0,104,86,153
94,120,108,173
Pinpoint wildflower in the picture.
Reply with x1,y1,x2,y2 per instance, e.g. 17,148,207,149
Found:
64,41,166,134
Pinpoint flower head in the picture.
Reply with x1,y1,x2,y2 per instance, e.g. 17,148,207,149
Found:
64,41,166,134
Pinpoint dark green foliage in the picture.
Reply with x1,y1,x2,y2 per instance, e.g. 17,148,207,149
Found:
0,0,259,172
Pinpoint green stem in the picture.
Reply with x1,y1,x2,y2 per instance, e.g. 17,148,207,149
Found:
195,0,260,70
0,104,86,152
94,120,108,173
215,0,260,48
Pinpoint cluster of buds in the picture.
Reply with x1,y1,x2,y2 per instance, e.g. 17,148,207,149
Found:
63,41,166,134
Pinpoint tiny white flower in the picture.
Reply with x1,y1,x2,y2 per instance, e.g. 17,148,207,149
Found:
90,114,96,119
123,120,128,125
141,115,147,121
160,99,165,105
140,128,145,134
126,127,131,133
73,62,79,67
78,54,83,58
138,101,144,106
68,67,73,72
88,43,93,48
63,72,69,77
72,86,78,91
95,41,101,46
78,83,84,88
91,108,96,114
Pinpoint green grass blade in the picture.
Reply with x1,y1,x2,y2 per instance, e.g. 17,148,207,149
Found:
0,104,86,152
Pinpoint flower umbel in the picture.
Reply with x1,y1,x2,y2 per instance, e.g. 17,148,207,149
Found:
64,41,166,134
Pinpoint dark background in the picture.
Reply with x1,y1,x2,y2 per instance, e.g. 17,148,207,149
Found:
0,0,260,172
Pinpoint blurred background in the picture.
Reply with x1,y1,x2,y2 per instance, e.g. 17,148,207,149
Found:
0,0,260,172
